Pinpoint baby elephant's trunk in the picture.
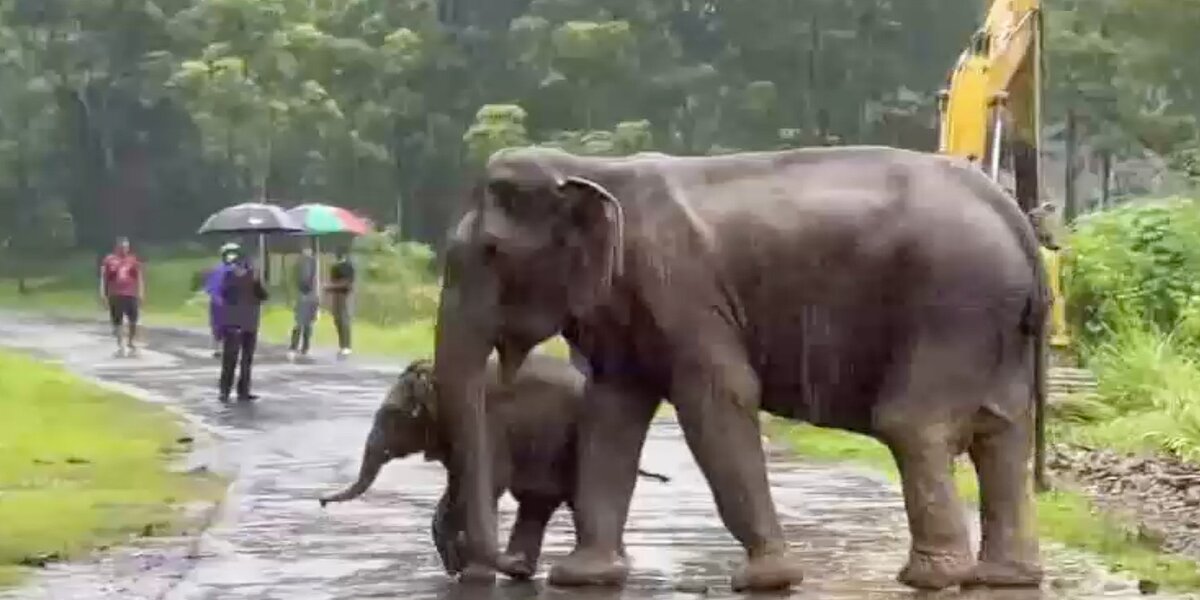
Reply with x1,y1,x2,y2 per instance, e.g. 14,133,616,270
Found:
320,429,388,507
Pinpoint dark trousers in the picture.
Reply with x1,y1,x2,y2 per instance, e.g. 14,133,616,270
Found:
289,324,312,354
219,327,258,398
330,293,352,350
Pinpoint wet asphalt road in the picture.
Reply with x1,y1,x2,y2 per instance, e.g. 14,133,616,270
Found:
0,314,1192,600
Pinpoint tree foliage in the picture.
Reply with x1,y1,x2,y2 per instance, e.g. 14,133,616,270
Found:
0,0,1193,255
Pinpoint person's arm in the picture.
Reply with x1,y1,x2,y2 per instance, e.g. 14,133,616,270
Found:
253,273,269,302
137,260,146,301
203,267,220,303
98,262,107,301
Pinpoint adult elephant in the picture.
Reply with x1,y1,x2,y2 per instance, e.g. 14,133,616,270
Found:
433,145,1048,592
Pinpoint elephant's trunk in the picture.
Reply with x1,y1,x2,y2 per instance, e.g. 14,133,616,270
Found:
320,428,388,507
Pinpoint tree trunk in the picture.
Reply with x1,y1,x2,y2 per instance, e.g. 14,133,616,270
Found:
1100,150,1112,210
1064,107,1078,224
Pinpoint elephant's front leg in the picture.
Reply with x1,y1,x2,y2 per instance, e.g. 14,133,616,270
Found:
670,351,804,592
547,379,659,587
495,496,559,580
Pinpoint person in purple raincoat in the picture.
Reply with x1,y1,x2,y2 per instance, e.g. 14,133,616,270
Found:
203,243,241,358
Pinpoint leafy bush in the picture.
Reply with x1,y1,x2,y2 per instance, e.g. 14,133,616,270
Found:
1064,197,1200,461
1066,197,1200,352
349,228,441,327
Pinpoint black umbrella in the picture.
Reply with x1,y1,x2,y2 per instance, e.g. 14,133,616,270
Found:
197,202,304,235
197,202,303,284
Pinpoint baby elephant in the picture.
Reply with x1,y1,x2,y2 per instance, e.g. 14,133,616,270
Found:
318,354,670,580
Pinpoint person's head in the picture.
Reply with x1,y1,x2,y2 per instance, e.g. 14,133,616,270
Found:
220,242,241,265
114,237,131,256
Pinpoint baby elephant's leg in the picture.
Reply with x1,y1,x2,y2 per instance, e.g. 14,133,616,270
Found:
496,496,560,580
431,490,465,575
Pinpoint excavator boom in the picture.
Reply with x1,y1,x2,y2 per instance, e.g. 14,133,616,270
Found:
938,0,1043,213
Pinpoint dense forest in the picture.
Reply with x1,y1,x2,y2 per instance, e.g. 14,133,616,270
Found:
0,0,1197,258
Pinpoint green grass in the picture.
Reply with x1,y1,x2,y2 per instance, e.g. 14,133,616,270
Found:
765,419,1200,590
0,350,222,587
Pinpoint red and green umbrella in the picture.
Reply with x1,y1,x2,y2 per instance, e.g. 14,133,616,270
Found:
286,203,372,235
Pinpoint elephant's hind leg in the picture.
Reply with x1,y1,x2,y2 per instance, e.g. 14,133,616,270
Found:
875,351,977,593
878,419,975,591
964,388,1044,588
496,497,559,580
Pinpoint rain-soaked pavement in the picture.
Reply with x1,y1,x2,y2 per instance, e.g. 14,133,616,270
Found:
0,313,1193,600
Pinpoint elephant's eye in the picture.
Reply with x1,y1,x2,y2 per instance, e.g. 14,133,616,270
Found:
482,241,499,262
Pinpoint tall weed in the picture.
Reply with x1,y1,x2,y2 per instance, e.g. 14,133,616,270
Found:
1066,198,1200,460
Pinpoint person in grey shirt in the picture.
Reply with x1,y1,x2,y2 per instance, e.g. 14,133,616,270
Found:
288,245,319,362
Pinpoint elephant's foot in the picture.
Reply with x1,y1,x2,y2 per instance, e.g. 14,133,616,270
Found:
730,550,805,592
496,552,536,581
962,560,1044,588
456,562,497,584
547,548,629,587
896,549,974,591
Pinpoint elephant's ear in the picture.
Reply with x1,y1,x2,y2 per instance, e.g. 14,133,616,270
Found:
557,175,625,314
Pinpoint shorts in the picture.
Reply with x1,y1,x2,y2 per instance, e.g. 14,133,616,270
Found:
108,295,140,326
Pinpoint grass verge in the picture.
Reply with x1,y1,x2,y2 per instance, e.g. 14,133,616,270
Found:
764,419,1200,590
0,350,223,587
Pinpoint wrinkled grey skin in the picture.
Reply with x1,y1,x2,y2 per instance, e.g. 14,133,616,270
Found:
318,355,670,580
432,145,1048,592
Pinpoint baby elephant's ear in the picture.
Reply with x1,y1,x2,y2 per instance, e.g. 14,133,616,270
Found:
412,364,438,419
392,358,436,418
381,379,411,411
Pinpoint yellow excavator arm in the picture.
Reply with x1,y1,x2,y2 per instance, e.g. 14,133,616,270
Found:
938,0,1043,198
937,0,1068,349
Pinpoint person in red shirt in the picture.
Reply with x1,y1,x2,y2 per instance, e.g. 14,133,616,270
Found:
99,236,145,356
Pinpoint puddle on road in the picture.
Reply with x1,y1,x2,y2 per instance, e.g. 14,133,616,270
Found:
0,316,1193,600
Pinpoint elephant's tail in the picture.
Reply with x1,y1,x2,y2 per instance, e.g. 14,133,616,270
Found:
1032,308,1048,492
636,468,671,483
1027,246,1051,493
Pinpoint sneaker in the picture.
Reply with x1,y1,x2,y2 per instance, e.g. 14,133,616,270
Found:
237,393,259,402
126,345,139,357
286,351,297,363
338,348,352,359
114,347,127,358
